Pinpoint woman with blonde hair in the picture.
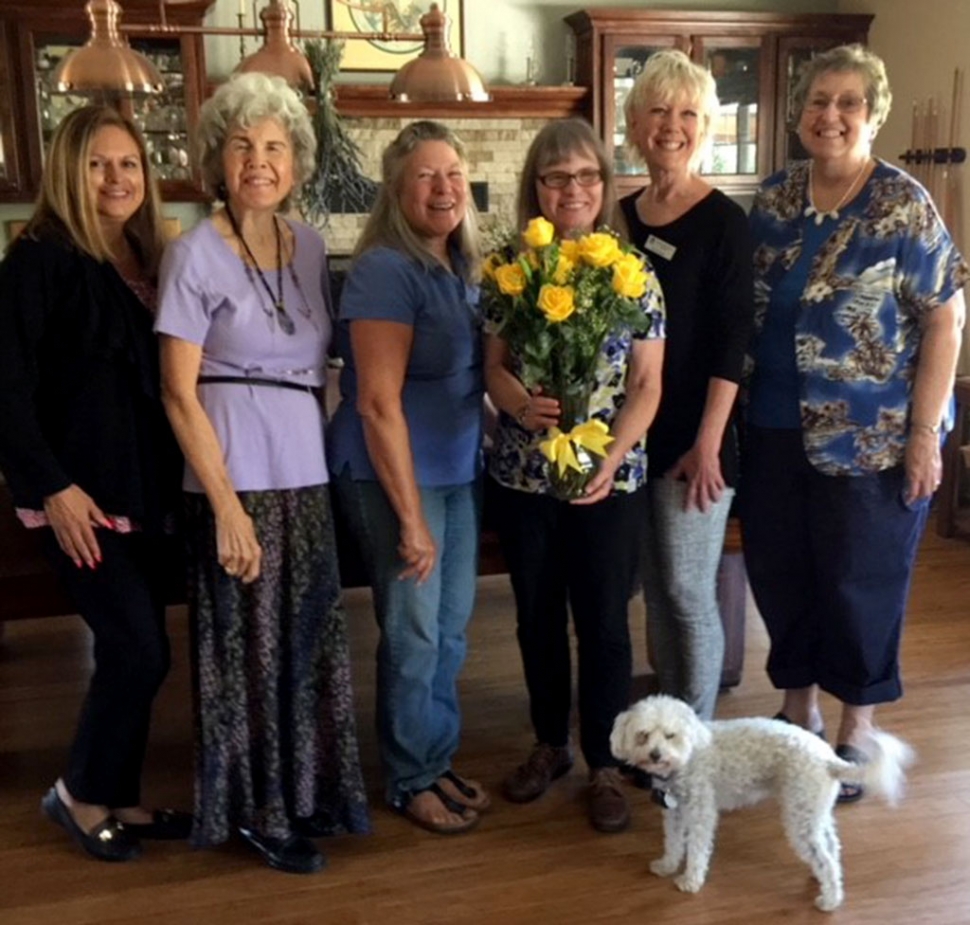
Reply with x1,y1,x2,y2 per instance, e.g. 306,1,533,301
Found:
329,120,488,836
0,105,187,861
620,50,754,722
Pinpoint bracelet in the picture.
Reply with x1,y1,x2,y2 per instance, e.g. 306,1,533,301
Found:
515,400,531,426
910,420,942,435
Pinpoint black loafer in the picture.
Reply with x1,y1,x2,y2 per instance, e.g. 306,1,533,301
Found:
238,827,325,874
41,787,142,862
121,809,194,840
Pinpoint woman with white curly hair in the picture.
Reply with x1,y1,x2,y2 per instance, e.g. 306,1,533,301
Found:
156,72,369,873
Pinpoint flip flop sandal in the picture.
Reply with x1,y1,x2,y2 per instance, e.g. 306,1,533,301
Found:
835,743,868,803
773,711,827,741
394,783,480,836
437,770,492,812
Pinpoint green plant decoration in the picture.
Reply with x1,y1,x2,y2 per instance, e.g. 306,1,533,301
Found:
302,39,379,225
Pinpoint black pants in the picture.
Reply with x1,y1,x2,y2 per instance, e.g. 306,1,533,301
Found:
493,480,644,768
43,530,174,807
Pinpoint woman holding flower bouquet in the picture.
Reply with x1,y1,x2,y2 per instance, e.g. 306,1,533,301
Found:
483,119,665,833
329,121,488,836
619,50,754,722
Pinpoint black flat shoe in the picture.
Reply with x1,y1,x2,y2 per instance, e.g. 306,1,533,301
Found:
238,827,325,874
120,809,194,840
41,787,141,862
292,812,337,839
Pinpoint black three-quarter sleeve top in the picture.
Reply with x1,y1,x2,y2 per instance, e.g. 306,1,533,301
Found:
620,189,754,486
0,229,181,533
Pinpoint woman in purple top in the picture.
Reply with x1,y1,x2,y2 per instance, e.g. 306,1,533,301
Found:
156,73,369,874
328,121,487,836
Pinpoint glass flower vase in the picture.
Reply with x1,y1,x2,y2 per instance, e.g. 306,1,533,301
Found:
545,383,599,501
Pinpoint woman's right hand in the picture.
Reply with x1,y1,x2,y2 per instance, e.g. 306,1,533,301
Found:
43,485,112,569
215,504,262,584
398,517,436,584
517,386,561,432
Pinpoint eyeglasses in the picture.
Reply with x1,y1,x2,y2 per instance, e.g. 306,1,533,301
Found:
537,168,603,189
804,94,868,115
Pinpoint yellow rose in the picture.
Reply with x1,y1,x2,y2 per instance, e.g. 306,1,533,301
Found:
523,216,556,249
494,262,527,297
579,232,622,268
482,252,502,281
559,238,581,262
537,284,576,323
612,254,648,299
552,254,575,285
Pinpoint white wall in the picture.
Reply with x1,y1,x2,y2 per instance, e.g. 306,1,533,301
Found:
839,0,970,371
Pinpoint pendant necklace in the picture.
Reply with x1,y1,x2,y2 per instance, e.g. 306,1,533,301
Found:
803,158,870,226
224,204,295,335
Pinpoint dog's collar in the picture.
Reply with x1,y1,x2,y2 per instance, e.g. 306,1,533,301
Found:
650,773,678,809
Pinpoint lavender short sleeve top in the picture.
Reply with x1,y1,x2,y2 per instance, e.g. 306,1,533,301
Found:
156,218,333,492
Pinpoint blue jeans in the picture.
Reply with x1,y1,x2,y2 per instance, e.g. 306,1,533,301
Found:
334,471,481,805
642,477,735,721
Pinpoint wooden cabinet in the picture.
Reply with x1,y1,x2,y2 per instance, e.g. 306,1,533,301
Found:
0,0,213,203
565,9,873,196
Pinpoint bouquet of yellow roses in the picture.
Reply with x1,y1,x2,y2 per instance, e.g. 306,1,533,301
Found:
482,216,654,499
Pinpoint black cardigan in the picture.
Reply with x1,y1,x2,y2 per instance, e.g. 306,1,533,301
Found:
0,231,182,534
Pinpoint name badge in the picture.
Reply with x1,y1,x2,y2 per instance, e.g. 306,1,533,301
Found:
644,234,677,262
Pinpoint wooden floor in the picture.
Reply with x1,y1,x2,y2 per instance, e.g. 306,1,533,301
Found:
1,529,968,925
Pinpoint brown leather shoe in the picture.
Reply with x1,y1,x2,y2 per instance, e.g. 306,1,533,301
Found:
502,743,573,803
588,767,630,833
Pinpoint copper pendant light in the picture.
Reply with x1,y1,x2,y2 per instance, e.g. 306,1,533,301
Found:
389,4,489,103
236,0,313,92
53,0,164,95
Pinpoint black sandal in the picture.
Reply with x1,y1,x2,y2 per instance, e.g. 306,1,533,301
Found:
437,769,491,812
393,783,480,835
773,711,827,741
835,744,868,803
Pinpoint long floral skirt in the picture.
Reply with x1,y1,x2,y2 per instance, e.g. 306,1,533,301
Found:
185,486,370,845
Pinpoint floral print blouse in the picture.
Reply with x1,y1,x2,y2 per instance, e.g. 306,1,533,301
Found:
747,159,969,476
485,279,666,496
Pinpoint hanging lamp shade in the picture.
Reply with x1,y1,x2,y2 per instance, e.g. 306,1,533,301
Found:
390,4,489,103
54,0,164,95
236,0,313,92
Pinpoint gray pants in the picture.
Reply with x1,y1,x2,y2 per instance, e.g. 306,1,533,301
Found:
642,477,734,720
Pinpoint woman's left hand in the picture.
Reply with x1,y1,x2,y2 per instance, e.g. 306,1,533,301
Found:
666,443,726,513
904,430,943,504
572,457,619,506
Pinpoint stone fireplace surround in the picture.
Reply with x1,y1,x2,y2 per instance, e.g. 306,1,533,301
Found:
323,85,588,255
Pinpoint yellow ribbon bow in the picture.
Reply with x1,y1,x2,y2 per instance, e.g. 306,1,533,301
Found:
570,419,614,457
539,420,614,478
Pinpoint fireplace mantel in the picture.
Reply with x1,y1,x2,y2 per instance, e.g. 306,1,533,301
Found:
332,84,589,120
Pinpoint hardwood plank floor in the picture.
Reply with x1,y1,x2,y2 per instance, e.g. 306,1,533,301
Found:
1,530,968,924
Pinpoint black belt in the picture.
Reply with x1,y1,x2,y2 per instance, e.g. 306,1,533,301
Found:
197,375,319,395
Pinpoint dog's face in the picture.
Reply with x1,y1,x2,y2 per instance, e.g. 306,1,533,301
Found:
610,695,712,777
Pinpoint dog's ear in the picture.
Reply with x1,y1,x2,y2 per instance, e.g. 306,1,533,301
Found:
610,709,635,761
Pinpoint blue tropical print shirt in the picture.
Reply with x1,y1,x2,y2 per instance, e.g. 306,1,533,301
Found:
747,159,969,476
485,277,666,496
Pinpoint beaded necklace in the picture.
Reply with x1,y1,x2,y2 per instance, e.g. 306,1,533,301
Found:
224,204,295,334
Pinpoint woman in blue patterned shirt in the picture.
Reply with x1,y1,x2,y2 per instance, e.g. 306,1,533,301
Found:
743,45,967,801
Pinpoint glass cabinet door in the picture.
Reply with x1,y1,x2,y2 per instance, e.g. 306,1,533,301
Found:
696,37,764,178
606,34,682,178
34,35,193,183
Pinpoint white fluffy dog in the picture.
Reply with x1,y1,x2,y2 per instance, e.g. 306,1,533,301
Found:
611,695,914,912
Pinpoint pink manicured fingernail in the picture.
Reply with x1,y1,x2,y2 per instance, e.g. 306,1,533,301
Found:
74,560,83,569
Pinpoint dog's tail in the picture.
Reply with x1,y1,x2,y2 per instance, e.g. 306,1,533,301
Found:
829,730,915,806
